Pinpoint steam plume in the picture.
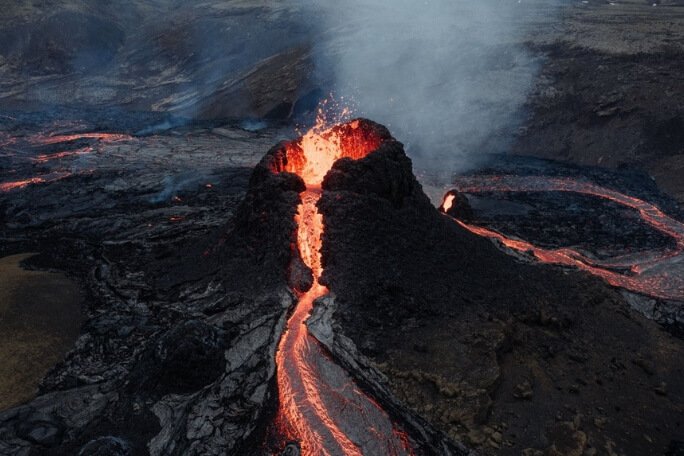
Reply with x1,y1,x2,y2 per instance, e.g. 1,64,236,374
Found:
307,0,548,171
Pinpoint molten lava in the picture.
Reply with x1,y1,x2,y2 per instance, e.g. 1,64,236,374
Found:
442,194,455,213
441,176,684,301
31,147,95,164
0,131,133,192
0,172,72,192
284,119,384,186
30,132,132,146
274,120,414,455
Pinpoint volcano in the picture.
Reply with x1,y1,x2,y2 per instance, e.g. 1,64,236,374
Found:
0,117,683,456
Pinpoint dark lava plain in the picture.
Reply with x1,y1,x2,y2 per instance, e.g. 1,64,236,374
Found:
1,1,683,455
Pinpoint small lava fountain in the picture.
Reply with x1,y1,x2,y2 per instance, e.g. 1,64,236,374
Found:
271,118,414,455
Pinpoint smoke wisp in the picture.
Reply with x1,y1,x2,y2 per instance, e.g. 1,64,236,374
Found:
307,0,549,171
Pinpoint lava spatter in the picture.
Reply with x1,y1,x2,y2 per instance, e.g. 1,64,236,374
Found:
273,119,415,455
441,176,684,301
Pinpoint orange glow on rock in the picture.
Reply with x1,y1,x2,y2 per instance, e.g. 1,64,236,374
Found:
441,193,455,212
31,147,95,163
273,117,414,455
276,190,365,456
284,119,384,186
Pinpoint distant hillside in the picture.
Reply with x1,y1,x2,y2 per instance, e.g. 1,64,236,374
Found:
0,0,318,118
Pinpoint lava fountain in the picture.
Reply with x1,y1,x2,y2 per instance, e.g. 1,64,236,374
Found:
272,119,414,455
441,175,684,301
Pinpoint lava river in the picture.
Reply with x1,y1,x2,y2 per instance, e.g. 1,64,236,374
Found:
442,175,684,301
273,120,414,455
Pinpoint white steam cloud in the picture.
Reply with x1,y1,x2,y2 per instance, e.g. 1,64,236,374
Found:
307,0,548,171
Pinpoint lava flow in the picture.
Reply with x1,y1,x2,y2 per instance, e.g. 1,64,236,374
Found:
0,130,135,192
442,175,684,301
273,119,414,455
29,132,132,146
0,172,73,192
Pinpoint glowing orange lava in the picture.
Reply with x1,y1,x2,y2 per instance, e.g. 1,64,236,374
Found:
284,119,383,186
0,130,133,192
31,147,95,163
30,133,132,146
0,172,72,192
441,176,684,301
442,194,455,212
274,119,414,455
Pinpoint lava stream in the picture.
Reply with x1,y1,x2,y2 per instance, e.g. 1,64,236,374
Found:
0,131,134,191
442,175,684,301
0,172,73,192
454,176,684,246
274,120,414,455
29,132,132,146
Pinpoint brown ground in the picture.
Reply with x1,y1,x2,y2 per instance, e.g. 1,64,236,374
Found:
0,253,82,411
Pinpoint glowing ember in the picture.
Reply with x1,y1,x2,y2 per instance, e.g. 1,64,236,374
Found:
444,175,684,301
274,118,414,455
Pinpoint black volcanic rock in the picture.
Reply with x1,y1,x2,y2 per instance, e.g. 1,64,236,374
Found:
0,125,308,455
667,441,684,456
1,115,682,456
324,140,426,209
130,320,228,396
14,411,65,447
316,131,684,455
78,436,133,456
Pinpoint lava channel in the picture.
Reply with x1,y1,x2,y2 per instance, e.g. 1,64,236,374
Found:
441,175,684,301
273,119,414,455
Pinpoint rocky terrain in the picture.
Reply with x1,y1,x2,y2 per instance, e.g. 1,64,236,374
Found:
0,110,291,455
0,0,316,118
1,0,682,202
514,0,684,205
317,144,684,456
0,252,81,411
0,113,681,455
1,1,683,456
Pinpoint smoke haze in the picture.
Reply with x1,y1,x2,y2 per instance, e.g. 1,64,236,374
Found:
307,0,549,171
